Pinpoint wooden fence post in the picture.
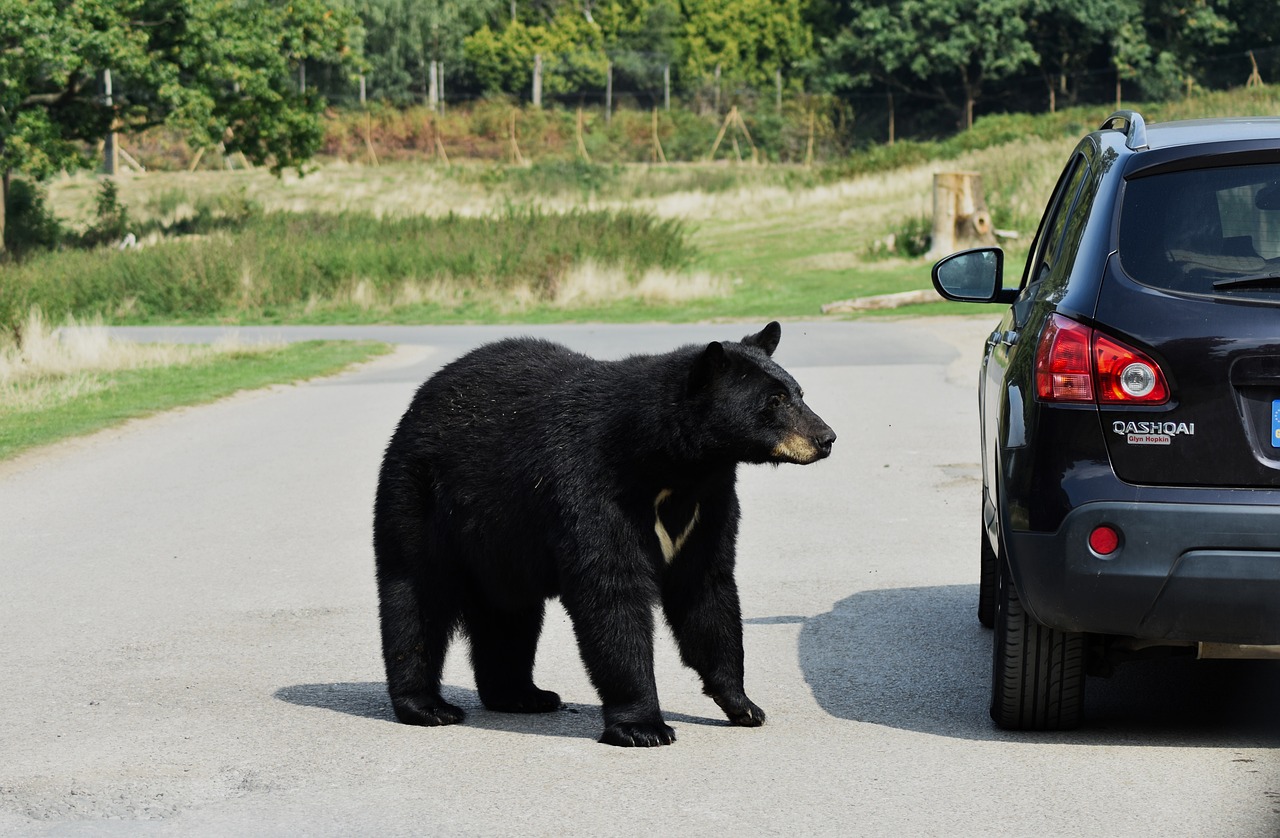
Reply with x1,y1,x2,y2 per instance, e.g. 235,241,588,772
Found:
651,108,666,163
103,69,117,175
508,108,525,165
605,61,613,125
577,108,591,162
805,110,815,168
532,54,542,108
1247,51,1263,87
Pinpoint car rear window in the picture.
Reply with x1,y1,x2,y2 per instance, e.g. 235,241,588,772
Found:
1119,164,1280,299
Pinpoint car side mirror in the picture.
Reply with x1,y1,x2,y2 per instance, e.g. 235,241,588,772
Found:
931,247,1016,304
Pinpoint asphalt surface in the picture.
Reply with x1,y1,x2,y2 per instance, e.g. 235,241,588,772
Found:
2,316,1278,836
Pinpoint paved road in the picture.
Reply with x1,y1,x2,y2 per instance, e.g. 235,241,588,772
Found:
2,317,1277,836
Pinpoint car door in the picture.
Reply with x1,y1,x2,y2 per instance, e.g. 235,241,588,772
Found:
982,152,1091,510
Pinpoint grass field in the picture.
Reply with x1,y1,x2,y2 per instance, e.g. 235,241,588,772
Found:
38,146,1048,324
0,313,389,460
8,87,1278,456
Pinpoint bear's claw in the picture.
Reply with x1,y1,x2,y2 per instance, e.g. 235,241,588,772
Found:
710,692,766,727
599,721,677,747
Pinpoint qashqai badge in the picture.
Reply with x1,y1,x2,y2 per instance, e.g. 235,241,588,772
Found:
1112,420,1196,446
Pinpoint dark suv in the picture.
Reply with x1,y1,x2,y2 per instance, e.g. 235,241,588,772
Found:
932,111,1280,730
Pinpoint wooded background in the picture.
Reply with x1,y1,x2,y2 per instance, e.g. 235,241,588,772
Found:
327,0,1280,140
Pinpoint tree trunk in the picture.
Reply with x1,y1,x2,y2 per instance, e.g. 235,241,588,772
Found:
0,167,8,256
925,171,997,259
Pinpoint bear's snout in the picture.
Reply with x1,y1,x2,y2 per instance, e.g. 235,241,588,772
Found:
771,417,836,464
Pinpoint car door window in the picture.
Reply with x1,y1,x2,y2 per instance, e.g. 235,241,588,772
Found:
1025,155,1090,290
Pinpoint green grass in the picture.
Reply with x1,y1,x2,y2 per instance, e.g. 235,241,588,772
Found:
0,340,390,460
25,82,1280,329
0,207,696,329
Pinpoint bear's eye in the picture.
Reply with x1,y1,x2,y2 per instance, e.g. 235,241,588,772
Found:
767,392,789,409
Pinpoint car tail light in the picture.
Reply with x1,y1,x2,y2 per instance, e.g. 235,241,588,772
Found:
1035,314,1170,405
1035,315,1093,401
1094,334,1169,404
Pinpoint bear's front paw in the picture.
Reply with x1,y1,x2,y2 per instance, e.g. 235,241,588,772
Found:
391,694,466,726
480,687,563,714
710,693,766,727
599,721,677,747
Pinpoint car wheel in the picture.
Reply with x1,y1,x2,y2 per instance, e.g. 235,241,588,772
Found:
978,519,997,628
990,557,1086,730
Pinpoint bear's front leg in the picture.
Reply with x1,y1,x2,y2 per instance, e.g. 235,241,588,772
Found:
560,569,675,747
661,528,765,728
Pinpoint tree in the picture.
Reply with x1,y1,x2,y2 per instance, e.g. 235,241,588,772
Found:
464,10,608,98
833,0,1039,129
1133,0,1235,98
1027,0,1141,110
596,0,680,102
0,0,360,254
679,0,814,92
359,0,498,105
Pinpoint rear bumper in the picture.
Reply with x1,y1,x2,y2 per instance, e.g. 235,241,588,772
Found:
1007,501,1280,644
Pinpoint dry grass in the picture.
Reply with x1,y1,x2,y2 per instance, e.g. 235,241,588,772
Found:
0,309,280,413
295,260,729,317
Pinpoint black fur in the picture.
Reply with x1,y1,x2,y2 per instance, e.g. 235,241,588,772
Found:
373,322,835,747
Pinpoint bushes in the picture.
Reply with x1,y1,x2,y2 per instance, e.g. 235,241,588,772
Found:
3,179,65,256
0,206,696,330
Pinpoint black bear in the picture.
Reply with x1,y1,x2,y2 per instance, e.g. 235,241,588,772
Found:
373,322,835,746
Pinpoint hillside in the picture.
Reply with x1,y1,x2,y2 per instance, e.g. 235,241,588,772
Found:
30,85,1280,326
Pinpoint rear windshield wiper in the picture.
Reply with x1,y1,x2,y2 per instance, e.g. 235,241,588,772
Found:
1211,273,1280,290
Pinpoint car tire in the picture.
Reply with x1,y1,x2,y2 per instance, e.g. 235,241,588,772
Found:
990,556,1086,730
978,519,997,628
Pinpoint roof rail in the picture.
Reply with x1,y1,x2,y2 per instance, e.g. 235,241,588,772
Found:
1100,110,1148,150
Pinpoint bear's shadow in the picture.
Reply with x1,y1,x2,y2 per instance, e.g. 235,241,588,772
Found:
793,584,1280,747
273,682,727,741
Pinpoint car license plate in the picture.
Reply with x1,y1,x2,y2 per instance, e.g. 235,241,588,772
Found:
1274,399,1280,448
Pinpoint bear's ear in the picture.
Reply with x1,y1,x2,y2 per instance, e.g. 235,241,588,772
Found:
689,341,732,393
742,321,781,356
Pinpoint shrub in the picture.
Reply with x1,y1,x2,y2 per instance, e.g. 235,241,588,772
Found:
79,180,132,248
3,178,64,257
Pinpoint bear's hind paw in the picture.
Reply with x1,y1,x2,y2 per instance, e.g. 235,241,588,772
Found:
391,695,466,727
599,721,677,747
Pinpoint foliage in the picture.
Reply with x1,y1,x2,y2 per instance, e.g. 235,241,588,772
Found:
464,13,609,96
358,0,499,104
0,0,362,252
79,180,132,249
866,215,932,259
0,206,696,328
1027,0,1141,106
829,0,1041,129
2,178,65,255
678,0,815,91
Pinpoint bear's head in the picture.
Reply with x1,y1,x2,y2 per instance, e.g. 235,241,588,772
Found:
687,322,836,466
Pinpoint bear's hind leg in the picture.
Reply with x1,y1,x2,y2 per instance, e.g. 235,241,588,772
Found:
464,599,562,714
374,474,465,727
376,575,465,726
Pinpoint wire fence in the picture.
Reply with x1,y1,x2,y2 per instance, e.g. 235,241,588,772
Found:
105,43,1280,173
